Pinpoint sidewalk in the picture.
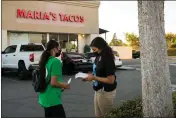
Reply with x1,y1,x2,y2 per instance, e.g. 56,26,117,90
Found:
168,56,176,64
168,56,176,59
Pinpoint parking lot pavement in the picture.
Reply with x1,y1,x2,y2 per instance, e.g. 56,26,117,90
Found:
2,64,176,117
2,69,142,117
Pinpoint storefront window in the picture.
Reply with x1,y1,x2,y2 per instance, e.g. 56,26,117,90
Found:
29,33,42,43
49,33,58,41
58,34,78,52
59,33,68,52
9,32,29,45
41,34,47,47
69,34,78,52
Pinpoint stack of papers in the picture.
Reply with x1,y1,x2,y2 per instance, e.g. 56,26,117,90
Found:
67,78,72,84
75,72,88,79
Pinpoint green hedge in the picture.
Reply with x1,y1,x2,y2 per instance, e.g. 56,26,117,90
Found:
171,44,176,48
104,92,176,118
84,45,91,53
168,48,176,56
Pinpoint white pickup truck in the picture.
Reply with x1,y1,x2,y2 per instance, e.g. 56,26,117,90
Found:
2,43,45,80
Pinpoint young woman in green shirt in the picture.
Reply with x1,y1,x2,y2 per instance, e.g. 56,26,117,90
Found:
39,40,70,118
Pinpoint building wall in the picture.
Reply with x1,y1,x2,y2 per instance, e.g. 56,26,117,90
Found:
2,1,99,34
2,30,8,51
111,46,133,59
78,34,89,53
2,1,100,52
86,34,99,46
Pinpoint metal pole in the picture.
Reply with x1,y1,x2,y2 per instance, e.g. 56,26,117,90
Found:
47,33,49,42
68,34,69,52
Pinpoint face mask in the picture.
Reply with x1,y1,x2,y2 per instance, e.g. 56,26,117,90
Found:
55,48,61,57
93,51,99,56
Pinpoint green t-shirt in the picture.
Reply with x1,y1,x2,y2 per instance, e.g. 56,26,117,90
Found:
39,56,63,107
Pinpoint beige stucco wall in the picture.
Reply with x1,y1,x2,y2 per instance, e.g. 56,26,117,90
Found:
86,34,99,46
2,1,99,34
78,34,86,53
111,46,133,59
2,30,8,51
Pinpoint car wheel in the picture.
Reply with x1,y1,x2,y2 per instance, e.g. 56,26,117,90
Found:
18,61,27,80
1,68,5,76
65,63,74,75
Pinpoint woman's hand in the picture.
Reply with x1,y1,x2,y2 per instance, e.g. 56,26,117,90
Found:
82,73,95,82
63,83,70,89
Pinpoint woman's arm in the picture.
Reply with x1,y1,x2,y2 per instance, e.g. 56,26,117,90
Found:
93,75,115,84
50,59,70,89
94,56,116,84
83,73,115,84
85,57,116,84
50,76,69,89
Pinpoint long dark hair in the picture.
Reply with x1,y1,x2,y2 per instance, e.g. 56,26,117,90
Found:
39,40,59,88
90,37,114,60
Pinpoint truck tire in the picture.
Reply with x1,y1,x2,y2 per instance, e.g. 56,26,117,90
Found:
64,63,74,75
1,68,5,76
18,61,27,80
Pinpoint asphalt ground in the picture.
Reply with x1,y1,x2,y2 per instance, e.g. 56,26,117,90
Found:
2,59,176,117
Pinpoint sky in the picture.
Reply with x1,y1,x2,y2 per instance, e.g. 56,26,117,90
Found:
99,1,176,43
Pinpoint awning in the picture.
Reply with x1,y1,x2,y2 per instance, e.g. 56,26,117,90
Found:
99,28,109,34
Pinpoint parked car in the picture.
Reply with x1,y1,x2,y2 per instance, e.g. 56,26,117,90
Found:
62,52,93,74
84,52,96,63
84,50,122,67
113,51,123,67
1,43,45,79
132,50,140,59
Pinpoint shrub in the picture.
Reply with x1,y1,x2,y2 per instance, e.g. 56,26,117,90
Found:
168,48,176,56
84,45,91,53
171,44,176,48
104,92,176,118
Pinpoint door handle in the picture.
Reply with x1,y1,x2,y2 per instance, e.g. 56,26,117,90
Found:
13,55,16,56
5,55,8,57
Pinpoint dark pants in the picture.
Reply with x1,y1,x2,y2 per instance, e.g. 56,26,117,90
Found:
44,104,66,118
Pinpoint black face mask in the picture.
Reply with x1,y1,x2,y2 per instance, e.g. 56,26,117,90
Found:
56,48,61,57
93,51,99,56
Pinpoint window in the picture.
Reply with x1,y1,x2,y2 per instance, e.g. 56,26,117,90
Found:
67,54,84,59
20,45,44,52
9,32,29,45
4,45,17,53
41,34,47,47
49,33,58,41
59,33,68,49
29,33,42,43
69,34,78,52
85,53,95,58
59,33,78,52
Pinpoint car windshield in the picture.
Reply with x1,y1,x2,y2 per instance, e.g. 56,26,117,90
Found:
67,54,84,59
113,51,118,54
85,53,95,57
20,45,44,52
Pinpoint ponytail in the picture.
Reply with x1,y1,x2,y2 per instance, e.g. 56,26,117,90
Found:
39,50,50,89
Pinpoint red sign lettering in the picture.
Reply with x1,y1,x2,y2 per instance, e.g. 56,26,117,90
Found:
27,10,34,19
17,9,26,18
17,9,84,23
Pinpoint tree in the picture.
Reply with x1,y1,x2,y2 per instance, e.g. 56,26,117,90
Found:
109,33,125,46
125,32,140,50
165,33,176,48
138,1,174,117
84,45,91,53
